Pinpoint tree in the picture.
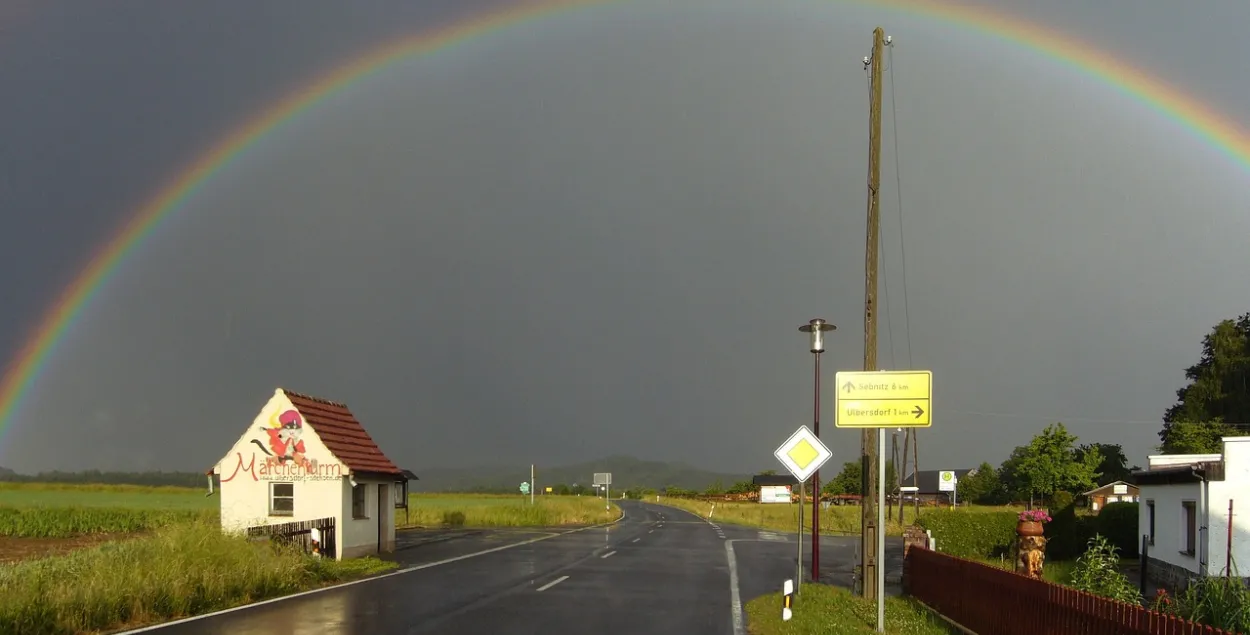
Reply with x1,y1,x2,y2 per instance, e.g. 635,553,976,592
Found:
822,460,894,496
1011,423,1101,501
956,462,1005,504
1077,443,1138,486
1160,315,1250,452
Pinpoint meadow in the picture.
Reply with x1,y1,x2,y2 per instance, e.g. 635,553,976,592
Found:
400,492,622,528
655,497,1026,537
0,483,621,634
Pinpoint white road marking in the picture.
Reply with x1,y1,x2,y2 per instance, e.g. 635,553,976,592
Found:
649,529,654,534
725,540,746,635
601,550,617,559
632,538,641,543
536,576,569,592
114,514,626,634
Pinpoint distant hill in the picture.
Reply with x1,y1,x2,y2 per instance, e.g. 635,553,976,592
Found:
0,456,753,493
413,455,751,493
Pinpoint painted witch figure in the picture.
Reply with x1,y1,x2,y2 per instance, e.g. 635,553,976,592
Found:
250,409,308,466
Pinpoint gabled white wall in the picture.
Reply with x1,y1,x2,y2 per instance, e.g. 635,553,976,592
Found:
210,389,350,548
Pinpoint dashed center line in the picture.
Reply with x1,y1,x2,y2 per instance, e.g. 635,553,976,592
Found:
632,538,641,543
536,576,569,592
648,530,654,534
601,550,617,559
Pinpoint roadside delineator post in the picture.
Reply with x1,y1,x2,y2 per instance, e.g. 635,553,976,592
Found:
782,579,795,621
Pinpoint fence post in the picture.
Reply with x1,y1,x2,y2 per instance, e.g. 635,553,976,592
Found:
1140,534,1148,597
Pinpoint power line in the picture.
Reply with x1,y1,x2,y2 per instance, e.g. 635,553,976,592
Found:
886,42,914,368
946,408,1250,428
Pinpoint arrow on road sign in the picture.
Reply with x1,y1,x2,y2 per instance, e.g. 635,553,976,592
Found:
842,381,855,393
912,405,924,418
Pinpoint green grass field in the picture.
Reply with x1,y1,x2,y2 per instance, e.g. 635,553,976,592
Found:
400,493,622,528
745,584,958,634
0,484,621,538
657,498,1027,537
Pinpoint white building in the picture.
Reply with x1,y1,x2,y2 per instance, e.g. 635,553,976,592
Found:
1132,436,1250,590
208,388,407,560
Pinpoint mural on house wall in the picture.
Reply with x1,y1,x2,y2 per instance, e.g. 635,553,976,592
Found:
221,406,345,483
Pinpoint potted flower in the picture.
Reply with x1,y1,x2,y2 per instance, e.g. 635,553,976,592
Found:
1017,509,1052,536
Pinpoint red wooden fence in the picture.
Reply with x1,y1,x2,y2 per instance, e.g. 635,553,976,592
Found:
904,546,1236,635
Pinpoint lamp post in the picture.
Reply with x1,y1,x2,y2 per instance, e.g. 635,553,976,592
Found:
799,318,836,583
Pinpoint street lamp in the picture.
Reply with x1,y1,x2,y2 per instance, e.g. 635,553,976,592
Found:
799,318,836,583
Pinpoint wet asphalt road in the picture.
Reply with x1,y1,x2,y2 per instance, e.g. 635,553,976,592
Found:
123,501,903,635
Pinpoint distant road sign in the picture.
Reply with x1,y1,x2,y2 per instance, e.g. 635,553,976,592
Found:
835,370,932,428
545,487,553,493
520,482,531,495
593,472,612,486
773,425,833,483
899,486,920,493
938,471,956,492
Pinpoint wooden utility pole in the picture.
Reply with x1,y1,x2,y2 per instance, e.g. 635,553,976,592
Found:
860,26,885,603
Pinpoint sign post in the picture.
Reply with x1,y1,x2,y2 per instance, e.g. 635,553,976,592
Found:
773,425,834,597
938,470,957,509
836,370,933,634
594,473,612,511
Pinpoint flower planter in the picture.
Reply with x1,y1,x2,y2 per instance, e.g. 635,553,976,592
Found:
1016,520,1044,537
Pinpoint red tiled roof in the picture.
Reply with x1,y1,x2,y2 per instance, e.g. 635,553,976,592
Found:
281,389,403,477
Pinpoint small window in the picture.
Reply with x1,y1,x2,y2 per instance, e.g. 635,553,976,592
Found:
270,483,294,516
1146,500,1155,545
1182,500,1197,556
352,484,369,519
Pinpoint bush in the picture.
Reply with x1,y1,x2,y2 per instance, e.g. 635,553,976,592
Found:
914,511,1017,560
1096,502,1139,558
442,511,466,527
1068,535,1141,604
1045,504,1097,560
1050,491,1074,510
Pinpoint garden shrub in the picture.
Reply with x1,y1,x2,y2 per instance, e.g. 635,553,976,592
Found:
1050,490,1074,510
1045,504,1098,560
914,510,1017,560
1068,535,1141,604
1095,502,1139,558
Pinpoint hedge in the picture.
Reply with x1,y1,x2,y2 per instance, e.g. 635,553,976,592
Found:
1044,504,1098,560
914,510,1017,560
1095,501,1139,558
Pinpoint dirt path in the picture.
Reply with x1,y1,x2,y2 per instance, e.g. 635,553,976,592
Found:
0,533,138,563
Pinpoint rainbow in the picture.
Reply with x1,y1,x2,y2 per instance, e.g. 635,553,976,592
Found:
3,0,1250,444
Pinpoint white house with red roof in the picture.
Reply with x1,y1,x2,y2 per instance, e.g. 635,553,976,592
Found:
208,388,407,560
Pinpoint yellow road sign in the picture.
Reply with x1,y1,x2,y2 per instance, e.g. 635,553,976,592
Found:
835,370,932,428
773,425,833,482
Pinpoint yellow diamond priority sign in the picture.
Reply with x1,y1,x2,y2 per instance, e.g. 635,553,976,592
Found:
773,425,833,482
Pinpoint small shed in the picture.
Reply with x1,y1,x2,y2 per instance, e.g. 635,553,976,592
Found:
1081,480,1140,512
208,388,405,560
752,474,800,503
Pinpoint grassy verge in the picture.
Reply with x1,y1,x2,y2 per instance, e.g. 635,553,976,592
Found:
745,584,959,634
0,521,397,635
401,493,622,528
967,555,1080,586
656,498,973,537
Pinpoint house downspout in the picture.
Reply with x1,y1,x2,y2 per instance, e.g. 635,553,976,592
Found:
1197,467,1209,577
